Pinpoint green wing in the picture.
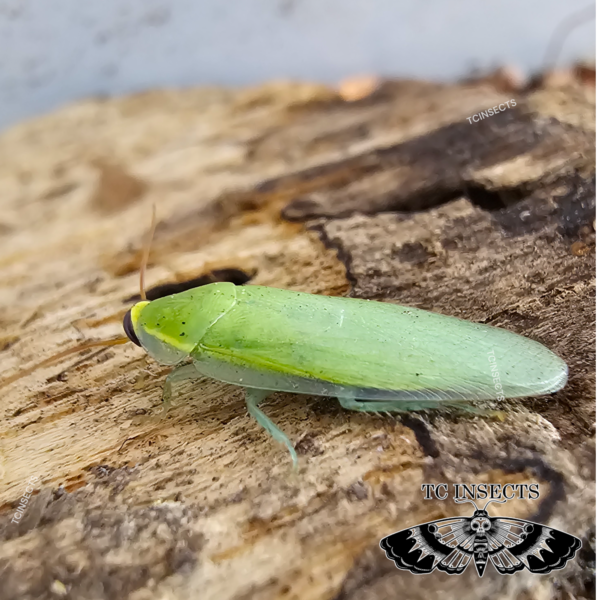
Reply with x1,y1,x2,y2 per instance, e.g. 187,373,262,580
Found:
192,286,567,401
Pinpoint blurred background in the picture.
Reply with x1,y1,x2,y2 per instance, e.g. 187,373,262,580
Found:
0,0,595,130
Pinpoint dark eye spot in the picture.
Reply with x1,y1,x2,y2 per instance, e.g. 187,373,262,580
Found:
180,332,186,337
123,309,141,347
182,322,186,325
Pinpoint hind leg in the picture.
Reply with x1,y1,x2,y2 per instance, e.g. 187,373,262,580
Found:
338,397,447,413
337,397,502,417
245,388,298,469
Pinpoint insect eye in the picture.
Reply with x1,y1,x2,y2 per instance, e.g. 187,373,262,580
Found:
123,309,141,347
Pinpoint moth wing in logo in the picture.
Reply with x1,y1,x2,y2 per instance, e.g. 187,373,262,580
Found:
380,517,477,575
485,517,582,575
381,514,581,578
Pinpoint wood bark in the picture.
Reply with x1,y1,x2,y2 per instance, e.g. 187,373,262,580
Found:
0,79,595,600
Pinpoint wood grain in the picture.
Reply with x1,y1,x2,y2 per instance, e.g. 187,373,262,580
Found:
0,79,595,600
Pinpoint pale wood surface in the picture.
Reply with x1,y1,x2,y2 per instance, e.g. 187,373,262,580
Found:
0,79,595,599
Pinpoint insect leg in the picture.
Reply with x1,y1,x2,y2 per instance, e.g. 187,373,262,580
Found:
338,397,504,418
338,397,447,413
443,401,505,418
162,363,202,412
245,388,298,469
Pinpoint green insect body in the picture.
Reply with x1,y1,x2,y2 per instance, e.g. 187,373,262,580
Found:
124,282,568,466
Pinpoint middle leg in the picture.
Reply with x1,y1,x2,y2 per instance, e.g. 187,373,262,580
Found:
245,388,298,468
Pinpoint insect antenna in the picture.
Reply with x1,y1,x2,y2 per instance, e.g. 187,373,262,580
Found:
455,498,480,510
139,204,157,301
0,337,129,389
482,498,507,511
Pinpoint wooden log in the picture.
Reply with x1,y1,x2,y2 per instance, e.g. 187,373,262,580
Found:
0,79,595,599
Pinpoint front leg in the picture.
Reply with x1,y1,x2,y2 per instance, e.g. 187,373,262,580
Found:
245,388,298,469
162,363,203,413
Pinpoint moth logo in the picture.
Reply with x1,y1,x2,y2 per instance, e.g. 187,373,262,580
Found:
380,499,581,577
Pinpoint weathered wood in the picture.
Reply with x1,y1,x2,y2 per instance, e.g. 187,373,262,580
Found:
0,79,595,600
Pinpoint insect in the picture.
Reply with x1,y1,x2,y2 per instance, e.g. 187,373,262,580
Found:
3,209,568,467
380,498,582,577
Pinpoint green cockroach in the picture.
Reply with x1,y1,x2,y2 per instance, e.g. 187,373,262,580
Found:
121,282,567,467
4,212,568,467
